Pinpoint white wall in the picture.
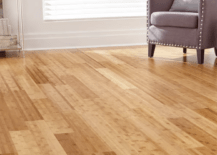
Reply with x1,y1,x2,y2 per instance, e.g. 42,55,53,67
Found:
6,0,147,50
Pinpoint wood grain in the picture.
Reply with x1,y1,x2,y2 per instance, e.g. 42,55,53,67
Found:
0,46,217,155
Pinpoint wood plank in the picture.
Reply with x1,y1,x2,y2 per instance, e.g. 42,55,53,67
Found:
96,68,137,89
33,99,74,134
39,84,74,113
76,51,105,68
169,118,217,153
62,75,98,99
26,120,67,155
10,130,43,155
195,108,217,124
55,133,84,155
12,90,43,121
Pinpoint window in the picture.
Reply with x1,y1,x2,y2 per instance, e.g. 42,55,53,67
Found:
43,0,147,21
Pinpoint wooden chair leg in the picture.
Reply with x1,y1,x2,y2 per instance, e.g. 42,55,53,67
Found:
183,48,187,54
148,43,156,58
215,47,217,56
197,49,205,64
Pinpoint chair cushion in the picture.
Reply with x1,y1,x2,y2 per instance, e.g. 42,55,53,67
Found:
169,0,199,13
151,12,198,28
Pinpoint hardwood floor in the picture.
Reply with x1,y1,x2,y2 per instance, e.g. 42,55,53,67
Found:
0,45,217,155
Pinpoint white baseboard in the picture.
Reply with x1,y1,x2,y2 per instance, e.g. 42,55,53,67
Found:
24,29,147,51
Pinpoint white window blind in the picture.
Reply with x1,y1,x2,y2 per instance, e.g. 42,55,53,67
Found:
43,0,147,20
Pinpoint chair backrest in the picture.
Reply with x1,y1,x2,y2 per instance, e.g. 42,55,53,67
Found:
169,0,200,13
149,0,174,14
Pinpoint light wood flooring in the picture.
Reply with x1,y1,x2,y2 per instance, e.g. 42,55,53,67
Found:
0,46,217,155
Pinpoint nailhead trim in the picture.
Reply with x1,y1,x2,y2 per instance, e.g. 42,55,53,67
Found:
147,0,203,50
148,40,197,49
198,0,205,49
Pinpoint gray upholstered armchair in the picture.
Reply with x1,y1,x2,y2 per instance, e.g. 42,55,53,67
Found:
147,0,217,64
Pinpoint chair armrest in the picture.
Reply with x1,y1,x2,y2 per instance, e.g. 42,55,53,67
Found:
148,0,174,25
147,0,174,42
199,0,217,49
